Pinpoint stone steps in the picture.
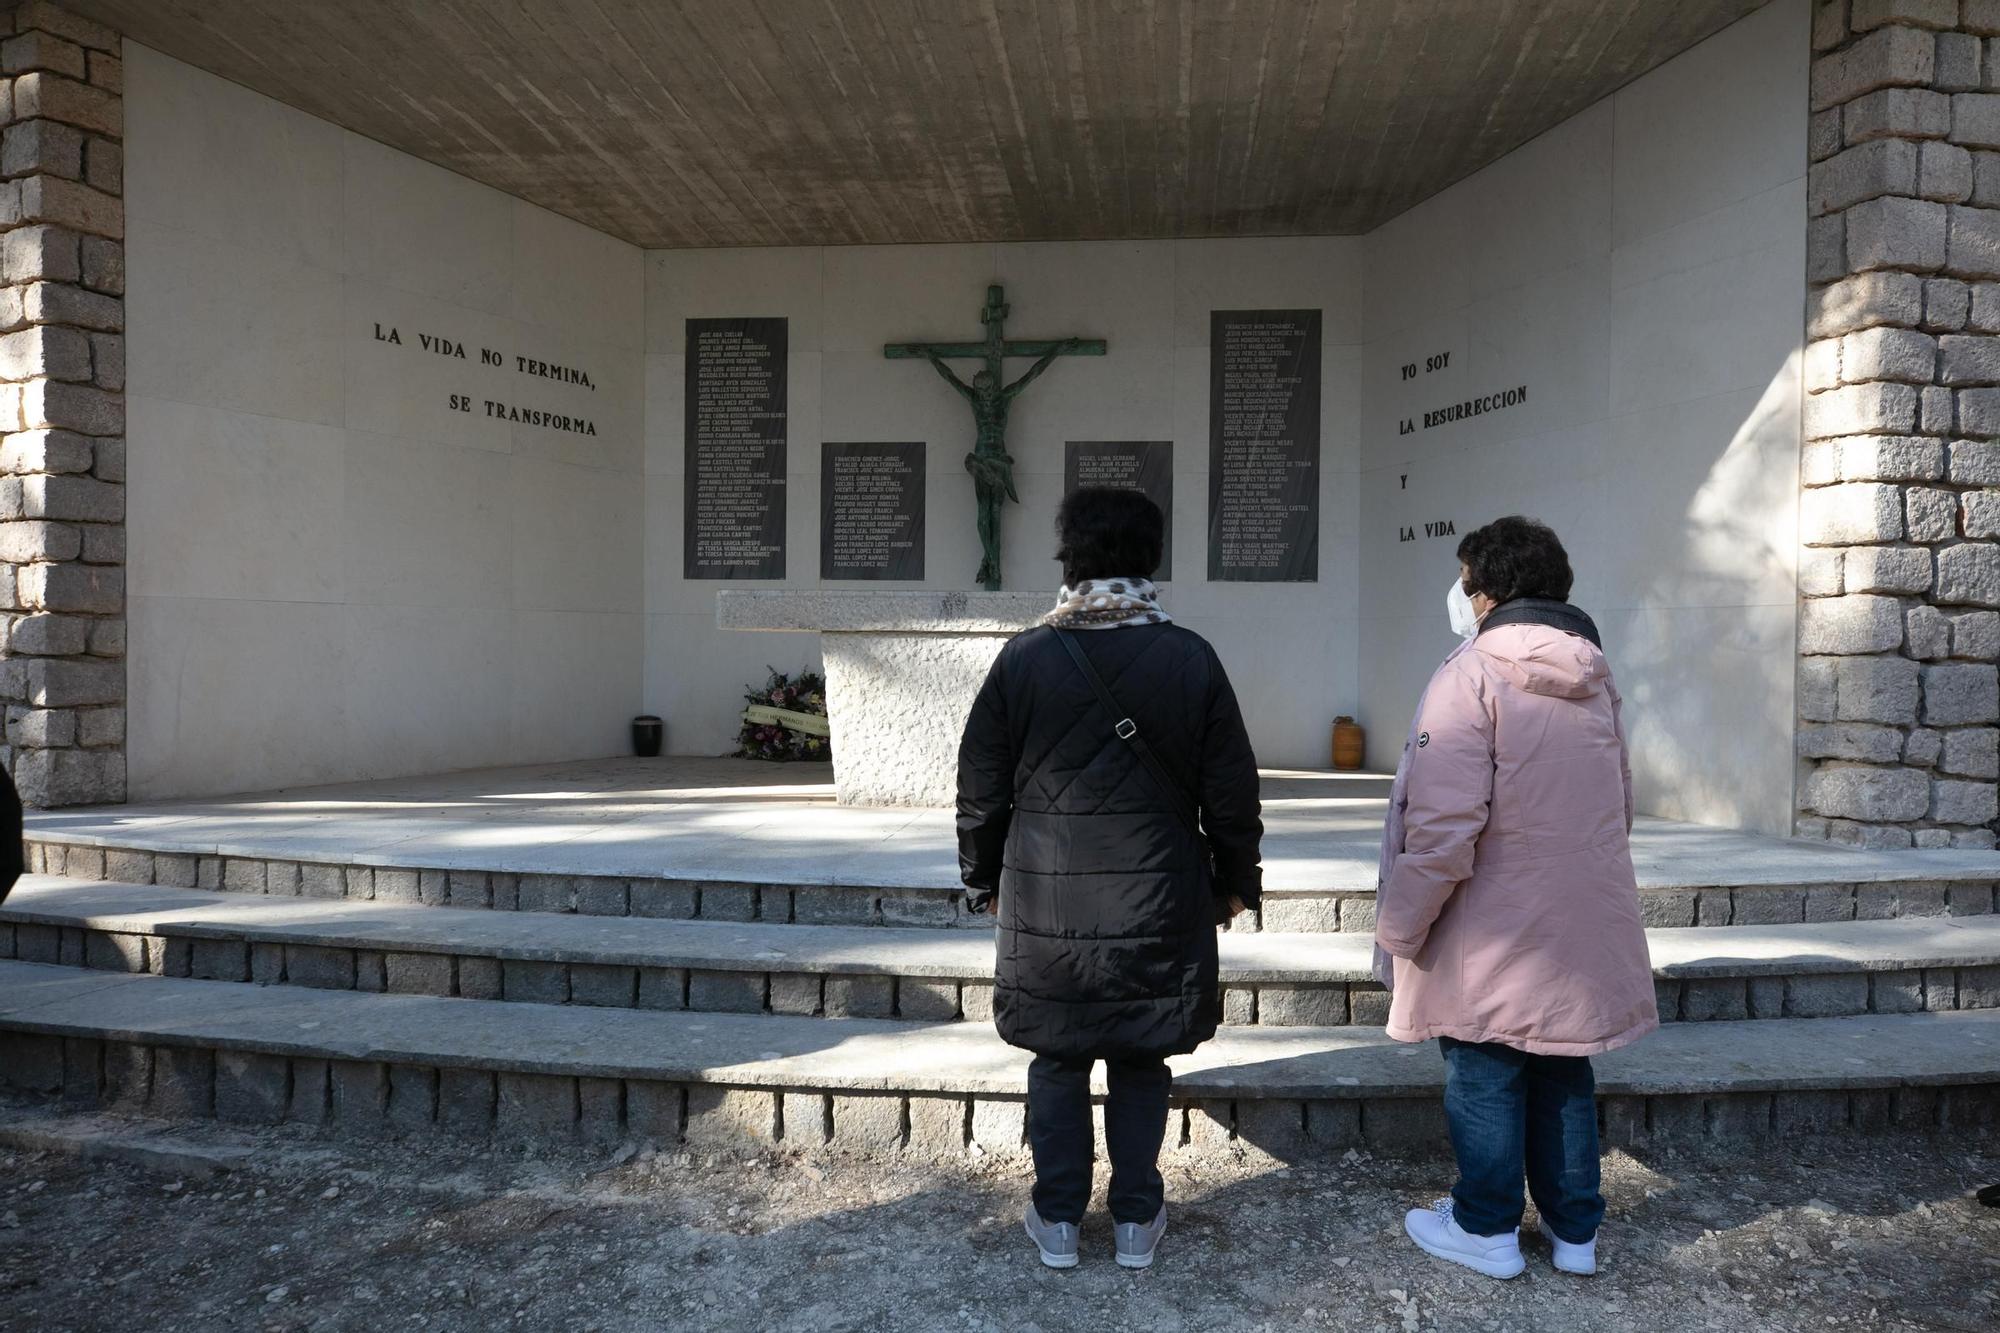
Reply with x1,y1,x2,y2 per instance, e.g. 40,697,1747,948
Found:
6,877,1998,1027
2,959,1997,1158
21,837,2000,934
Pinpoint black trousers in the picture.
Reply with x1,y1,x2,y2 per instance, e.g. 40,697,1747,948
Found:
1026,1053,1172,1225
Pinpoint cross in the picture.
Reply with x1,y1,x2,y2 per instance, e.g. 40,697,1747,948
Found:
885,284,1106,589
884,284,1107,377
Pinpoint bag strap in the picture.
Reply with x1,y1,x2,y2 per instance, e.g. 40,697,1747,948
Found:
1052,628,1202,843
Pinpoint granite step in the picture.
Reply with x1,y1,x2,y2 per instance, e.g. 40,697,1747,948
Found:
19,838,2000,934
2,960,1996,1159
7,877,1999,1027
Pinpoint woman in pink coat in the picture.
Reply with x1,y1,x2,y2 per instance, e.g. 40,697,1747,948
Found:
1376,517,1656,1281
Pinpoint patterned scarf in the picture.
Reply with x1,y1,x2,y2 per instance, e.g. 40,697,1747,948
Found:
1042,577,1173,630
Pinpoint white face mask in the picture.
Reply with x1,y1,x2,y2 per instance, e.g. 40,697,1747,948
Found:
1447,577,1481,640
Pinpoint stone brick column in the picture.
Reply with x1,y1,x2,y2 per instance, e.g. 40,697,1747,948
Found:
0,0,123,806
1801,1,2000,848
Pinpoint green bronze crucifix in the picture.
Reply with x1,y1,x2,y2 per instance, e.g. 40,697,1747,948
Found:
886,285,1106,590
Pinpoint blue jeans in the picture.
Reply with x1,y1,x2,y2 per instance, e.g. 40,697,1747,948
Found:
1026,1054,1171,1225
1439,1036,1603,1243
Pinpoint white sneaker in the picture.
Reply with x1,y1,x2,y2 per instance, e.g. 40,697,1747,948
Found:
1403,1197,1525,1279
1114,1206,1167,1269
1024,1203,1078,1269
1537,1219,1597,1275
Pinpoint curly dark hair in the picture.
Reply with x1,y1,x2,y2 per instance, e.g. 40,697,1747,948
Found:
1456,516,1574,605
1055,487,1164,585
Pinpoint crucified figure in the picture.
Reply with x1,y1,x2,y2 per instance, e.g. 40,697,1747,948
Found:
885,286,1106,590
923,340,1080,589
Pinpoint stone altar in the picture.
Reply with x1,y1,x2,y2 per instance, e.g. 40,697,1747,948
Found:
718,589,1047,806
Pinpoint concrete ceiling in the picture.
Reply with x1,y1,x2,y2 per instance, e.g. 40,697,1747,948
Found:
73,0,1769,249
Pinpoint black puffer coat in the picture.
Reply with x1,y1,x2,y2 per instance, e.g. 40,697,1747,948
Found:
0,768,18,905
957,623,1264,1060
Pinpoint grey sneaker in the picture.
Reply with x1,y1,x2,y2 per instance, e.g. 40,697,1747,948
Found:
1024,1203,1078,1269
1114,1206,1167,1269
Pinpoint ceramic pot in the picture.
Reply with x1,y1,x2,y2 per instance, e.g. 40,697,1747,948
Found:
1331,715,1365,771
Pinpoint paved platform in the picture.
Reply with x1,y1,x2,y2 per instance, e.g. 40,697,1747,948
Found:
25,758,1999,891
13,772,1999,1162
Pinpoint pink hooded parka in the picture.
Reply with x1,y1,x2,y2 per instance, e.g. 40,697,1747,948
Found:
1375,621,1658,1057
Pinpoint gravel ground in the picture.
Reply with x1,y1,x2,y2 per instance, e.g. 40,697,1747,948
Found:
0,1097,1995,1333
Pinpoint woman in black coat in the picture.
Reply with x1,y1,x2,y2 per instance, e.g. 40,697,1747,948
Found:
958,487,1263,1271
0,766,20,903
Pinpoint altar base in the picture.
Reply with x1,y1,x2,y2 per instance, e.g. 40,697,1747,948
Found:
719,590,1046,806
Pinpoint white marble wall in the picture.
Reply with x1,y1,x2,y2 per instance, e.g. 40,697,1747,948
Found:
1357,0,1809,833
644,239,1364,767
123,47,646,798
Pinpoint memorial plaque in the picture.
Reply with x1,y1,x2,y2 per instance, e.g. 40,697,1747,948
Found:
1065,441,1174,580
821,442,926,581
685,317,787,579
1208,310,1321,582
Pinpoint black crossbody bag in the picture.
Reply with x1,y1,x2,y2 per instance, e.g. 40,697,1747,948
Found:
1053,629,1225,919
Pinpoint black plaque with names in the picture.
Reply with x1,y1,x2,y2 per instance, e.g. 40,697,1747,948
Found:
685,317,787,579
1064,441,1174,581
820,442,926,581
1207,309,1321,582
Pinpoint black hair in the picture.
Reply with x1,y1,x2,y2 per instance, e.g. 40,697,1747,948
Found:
1456,515,1574,605
1055,487,1164,585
